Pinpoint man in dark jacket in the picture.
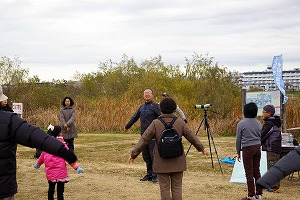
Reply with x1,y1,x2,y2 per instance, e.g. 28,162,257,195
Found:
128,97,208,200
124,88,161,182
261,104,282,192
0,85,77,200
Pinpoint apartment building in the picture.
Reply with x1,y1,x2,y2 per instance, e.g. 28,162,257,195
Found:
240,67,300,91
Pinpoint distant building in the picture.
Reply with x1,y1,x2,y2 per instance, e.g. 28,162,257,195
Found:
239,67,300,91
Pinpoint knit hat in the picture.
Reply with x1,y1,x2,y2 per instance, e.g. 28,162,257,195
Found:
160,97,177,114
263,105,275,116
47,124,62,137
0,85,8,102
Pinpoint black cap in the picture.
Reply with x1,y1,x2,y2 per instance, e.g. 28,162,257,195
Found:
263,105,275,116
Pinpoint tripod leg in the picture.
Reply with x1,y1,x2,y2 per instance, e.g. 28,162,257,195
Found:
185,118,204,156
206,126,214,168
207,127,224,174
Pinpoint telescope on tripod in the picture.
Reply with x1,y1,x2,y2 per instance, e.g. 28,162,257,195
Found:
186,104,223,174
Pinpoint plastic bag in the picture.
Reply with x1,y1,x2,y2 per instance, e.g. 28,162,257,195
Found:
220,157,235,164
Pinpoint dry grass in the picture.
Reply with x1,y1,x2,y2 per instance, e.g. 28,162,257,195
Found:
23,97,300,138
15,133,299,200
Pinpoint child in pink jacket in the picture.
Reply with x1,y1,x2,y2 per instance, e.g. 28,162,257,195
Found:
34,125,83,200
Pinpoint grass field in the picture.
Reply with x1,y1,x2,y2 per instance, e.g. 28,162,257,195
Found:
15,133,299,200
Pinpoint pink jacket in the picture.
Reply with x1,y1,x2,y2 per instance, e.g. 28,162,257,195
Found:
36,137,78,181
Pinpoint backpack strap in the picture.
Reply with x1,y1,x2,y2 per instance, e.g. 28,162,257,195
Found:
158,117,177,129
156,117,177,144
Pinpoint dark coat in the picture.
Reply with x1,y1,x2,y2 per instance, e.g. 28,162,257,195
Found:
0,111,66,198
261,115,282,154
257,146,300,189
131,114,205,173
1,104,13,112
125,100,161,134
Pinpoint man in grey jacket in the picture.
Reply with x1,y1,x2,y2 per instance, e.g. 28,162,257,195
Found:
161,92,187,123
0,85,77,200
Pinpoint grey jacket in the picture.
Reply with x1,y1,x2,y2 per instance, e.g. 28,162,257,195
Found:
175,105,187,121
60,107,77,139
236,117,262,154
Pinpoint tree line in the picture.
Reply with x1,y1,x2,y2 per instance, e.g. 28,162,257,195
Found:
2,54,298,136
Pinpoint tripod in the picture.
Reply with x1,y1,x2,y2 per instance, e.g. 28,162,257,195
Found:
186,108,223,174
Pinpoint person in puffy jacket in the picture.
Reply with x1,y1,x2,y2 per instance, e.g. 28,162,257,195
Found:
34,125,83,200
257,146,300,189
0,85,77,200
261,104,282,192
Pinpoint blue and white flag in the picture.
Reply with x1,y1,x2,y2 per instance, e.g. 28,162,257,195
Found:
272,55,288,104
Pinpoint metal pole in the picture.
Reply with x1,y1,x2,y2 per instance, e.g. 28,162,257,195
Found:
241,89,247,113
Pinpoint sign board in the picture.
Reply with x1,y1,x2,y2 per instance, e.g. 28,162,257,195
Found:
12,103,23,115
246,91,281,116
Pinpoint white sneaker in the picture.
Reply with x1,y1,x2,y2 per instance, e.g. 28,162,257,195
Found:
256,195,262,200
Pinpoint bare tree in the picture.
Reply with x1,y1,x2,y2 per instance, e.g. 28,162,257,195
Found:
0,56,29,97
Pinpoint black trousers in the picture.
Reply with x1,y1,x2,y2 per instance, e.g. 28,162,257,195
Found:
142,139,156,177
48,181,65,200
242,144,262,197
267,151,281,189
64,138,74,152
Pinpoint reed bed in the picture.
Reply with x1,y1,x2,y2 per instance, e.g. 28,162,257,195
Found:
24,97,300,137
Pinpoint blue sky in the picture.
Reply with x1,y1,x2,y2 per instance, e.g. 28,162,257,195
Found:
1,0,300,81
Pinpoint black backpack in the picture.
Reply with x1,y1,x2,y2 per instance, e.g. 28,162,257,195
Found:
157,117,184,158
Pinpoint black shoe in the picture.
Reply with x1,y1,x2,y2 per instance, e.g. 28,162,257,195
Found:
152,177,158,183
140,175,152,181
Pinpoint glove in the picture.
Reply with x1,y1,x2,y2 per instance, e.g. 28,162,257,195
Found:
76,167,84,174
33,164,40,169
183,119,188,124
59,147,77,164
